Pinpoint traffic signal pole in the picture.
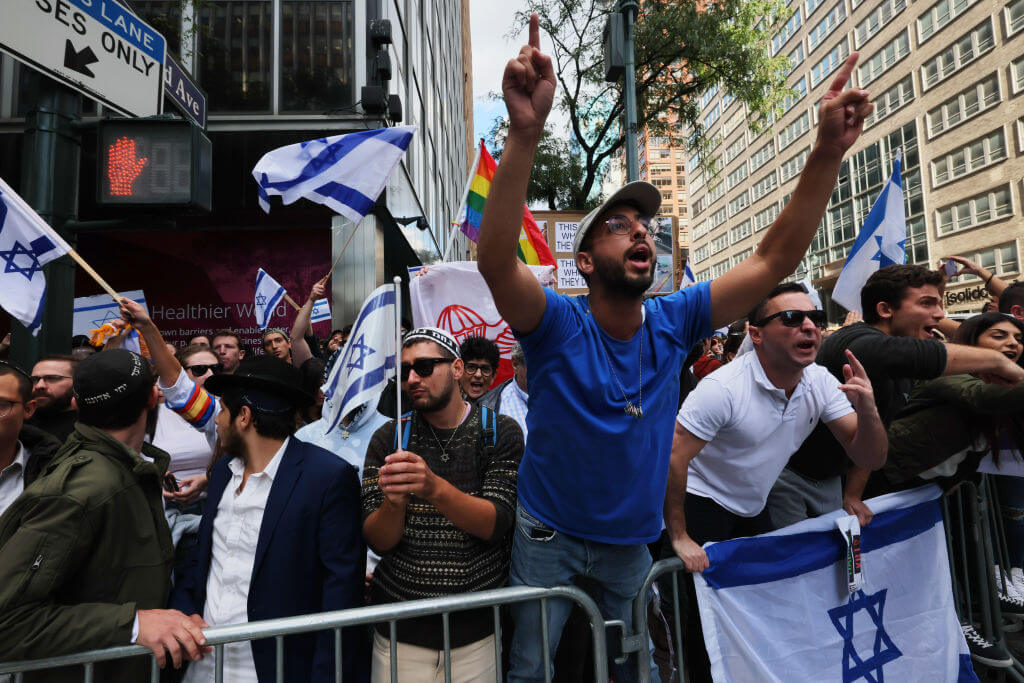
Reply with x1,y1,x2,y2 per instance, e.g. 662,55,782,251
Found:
9,72,81,370
620,0,640,183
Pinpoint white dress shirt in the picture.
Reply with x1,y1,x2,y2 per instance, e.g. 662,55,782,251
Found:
498,379,529,440
0,441,28,517
183,439,289,683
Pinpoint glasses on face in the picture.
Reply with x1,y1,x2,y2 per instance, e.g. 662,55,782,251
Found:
31,374,71,385
604,214,658,237
464,362,494,377
0,399,23,419
753,309,827,329
400,357,454,381
186,363,223,376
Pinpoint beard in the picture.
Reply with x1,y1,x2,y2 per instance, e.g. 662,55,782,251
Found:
218,422,249,462
591,251,654,297
410,375,457,414
34,391,73,415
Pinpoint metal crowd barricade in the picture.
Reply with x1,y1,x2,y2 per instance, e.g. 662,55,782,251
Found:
945,476,1024,681
630,557,687,683
0,585,608,683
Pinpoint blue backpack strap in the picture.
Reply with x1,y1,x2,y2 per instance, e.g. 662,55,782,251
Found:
393,411,414,451
479,405,498,448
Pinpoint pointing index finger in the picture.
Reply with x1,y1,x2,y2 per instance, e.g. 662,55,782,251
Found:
844,349,866,377
827,52,859,95
529,12,540,49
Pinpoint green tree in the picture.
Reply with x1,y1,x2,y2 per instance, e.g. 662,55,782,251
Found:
513,0,793,206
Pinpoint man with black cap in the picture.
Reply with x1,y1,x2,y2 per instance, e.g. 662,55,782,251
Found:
0,349,209,682
477,14,875,682
169,354,366,683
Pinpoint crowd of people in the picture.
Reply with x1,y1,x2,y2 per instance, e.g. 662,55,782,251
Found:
1,14,1023,683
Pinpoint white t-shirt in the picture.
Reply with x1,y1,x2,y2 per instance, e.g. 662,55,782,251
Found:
152,404,213,481
678,352,854,517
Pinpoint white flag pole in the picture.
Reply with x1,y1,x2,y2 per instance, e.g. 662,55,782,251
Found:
442,139,483,262
393,276,403,446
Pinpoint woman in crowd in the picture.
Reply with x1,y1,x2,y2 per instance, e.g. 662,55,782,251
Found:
867,312,1024,497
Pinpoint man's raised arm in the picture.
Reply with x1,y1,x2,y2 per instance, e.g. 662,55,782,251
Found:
476,14,553,335
709,54,874,329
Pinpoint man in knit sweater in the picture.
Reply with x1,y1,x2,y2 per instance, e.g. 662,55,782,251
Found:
361,328,523,682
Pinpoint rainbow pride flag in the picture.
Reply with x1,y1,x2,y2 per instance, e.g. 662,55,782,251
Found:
459,142,555,267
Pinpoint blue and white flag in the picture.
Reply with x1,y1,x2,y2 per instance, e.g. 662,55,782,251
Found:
74,289,147,336
252,126,417,224
254,268,287,330
694,485,978,682
310,297,331,324
0,177,73,335
321,284,397,434
832,150,906,314
682,260,696,287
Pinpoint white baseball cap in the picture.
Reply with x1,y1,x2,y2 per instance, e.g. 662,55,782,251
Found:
572,181,663,259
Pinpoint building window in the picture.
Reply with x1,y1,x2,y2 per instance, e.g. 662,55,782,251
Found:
926,73,1000,138
865,75,915,128
855,0,907,49
1008,0,1024,35
1013,55,1024,93
809,2,847,52
725,135,748,164
858,30,911,87
730,220,753,243
780,148,811,183
779,111,811,150
749,141,777,173
753,203,781,231
728,164,750,189
807,0,827,18
709,206,728,229
728,190,751,217
652,177,673,187
708,180,726,204
711,233,730,255
782,77,808,114
774,8,804,54
732,247,754,267
703,103,722,129
931,128,1007,187
280,1,356,112
699,83,721,109
951,243,1020,282
810,39,850,87
918,0,980,43
693,245,709,263
921,20,995,90
935,185,1014,235
751,172,779,202
787,43,806,74
722,110,746,138
710,259,730,279
199,0,274,112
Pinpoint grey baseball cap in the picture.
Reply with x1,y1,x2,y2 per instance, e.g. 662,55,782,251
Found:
572,181,662,259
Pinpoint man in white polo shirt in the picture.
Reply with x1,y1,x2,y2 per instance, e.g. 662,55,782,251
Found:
663,282,888,682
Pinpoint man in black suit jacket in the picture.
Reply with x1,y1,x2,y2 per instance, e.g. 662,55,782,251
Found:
170,355,366,683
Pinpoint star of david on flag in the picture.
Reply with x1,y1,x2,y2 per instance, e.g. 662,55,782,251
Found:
0,177,72,335
252,126,416,224
310,297,331,324
254,268,287,330
832,149,906,314
693,485,978,682
320,284,397,435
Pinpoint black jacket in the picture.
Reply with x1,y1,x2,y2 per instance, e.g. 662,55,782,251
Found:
20,423,62,488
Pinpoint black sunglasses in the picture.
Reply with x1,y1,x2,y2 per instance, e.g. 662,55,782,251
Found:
753,309,827,328
186,363,223,376
400,357,454,381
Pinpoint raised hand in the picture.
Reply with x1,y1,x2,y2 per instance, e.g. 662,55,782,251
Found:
308,279,327,303
120,297,153,330
502,13,556,143
816,53,873,158
837,349,877,416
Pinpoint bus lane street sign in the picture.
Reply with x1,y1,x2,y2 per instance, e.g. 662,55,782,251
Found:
0,0,165,117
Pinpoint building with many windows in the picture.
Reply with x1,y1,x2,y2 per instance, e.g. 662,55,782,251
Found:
0,0,472,345
684,0,1024,317
637,131,690,258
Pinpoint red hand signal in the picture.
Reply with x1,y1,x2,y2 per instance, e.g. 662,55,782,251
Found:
107,136,149,196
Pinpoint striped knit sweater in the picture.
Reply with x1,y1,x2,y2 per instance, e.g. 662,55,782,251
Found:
361,403,523,649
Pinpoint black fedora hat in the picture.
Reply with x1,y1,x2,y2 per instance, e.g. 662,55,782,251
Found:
204,354,312,410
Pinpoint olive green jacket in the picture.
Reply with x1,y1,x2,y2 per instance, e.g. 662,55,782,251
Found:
0,423,174,682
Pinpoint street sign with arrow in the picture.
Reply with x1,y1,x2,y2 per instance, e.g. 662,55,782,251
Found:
0,0,165,117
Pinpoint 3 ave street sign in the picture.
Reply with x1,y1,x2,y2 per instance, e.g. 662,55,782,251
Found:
0,0,166,117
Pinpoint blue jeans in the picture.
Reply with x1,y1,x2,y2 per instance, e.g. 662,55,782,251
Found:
507,504,657,683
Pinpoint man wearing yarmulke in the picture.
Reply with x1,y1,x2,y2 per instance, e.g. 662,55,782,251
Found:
0,349,208,682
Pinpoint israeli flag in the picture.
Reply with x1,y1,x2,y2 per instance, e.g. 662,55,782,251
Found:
254,268,287,330
694,486,979,682
252,126,417,224
682,260,696,287
74,289,147,336
321,284,397,434
0,177,72,335
831,150,906,314
310,297,331,324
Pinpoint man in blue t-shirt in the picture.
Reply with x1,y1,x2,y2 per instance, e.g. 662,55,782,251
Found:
477,15,875,682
